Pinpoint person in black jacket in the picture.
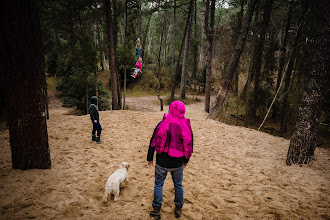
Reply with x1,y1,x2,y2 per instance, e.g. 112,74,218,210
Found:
147,101,193,219
89,96,103,144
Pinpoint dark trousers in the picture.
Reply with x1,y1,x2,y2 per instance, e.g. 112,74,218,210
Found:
92,121,102,136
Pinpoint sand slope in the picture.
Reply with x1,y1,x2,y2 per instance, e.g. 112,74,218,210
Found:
0,95,329,220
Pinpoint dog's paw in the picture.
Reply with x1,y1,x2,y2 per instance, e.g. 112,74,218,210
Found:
102,195,108,203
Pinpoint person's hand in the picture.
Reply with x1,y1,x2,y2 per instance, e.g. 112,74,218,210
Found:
183,163,187,169
94,120,97,123
147,161,153,168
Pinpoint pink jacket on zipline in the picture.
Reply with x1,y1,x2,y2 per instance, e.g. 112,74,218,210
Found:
135,61,142,70
150,100,193,159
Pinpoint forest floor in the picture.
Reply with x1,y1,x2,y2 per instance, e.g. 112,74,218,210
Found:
0,80,329,219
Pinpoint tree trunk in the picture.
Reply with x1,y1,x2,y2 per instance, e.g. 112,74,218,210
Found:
170,0,194,102
44,77,50,120
157,13,165,111
272,0,294,119
204,0,216,113
105,0,119,110
232,0,245,95
280,6,307,135
117,65,122,110
137,0,142,38
286,2,329,165
69,1,78,76
112,0,119,49
179,0,194,100
250,0,274,119
1,0,51,169
209,0,258,120
97,21,104,71
141,14,152,59
192,0,198,93
171,0,177,84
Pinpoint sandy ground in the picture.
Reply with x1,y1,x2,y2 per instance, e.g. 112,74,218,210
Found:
0,90,329,220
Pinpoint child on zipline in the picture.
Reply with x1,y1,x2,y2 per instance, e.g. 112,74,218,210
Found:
131,57,143,78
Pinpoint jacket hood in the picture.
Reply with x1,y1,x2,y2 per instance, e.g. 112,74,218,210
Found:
91,96,98,105
169,100,186,118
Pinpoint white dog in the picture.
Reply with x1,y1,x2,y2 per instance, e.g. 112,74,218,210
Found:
102,162,130,203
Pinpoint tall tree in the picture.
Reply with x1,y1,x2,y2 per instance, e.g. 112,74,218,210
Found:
280,3,308,135
179,0,194,99
171,0,177,86
1,0,51,169
204,0,216,113
209,0,259,120
105,0,120,110
272,0,294,119
170,0,194,101
286,0,329,165
247,0,274,124
69,0,78,76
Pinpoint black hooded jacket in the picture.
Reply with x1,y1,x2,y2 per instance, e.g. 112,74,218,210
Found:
90,96,99,122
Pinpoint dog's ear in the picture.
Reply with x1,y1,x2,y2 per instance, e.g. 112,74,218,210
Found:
119,162,124,169
126,163,130,169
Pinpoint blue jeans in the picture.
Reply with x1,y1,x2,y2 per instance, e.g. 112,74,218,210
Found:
92,121,102,136
152,164,184,207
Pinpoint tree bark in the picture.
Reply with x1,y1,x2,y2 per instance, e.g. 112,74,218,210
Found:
1,0,51,169
179,0,194,99
286,2,329,165
204,0,216,113
105,0,119,110
209,0,258,120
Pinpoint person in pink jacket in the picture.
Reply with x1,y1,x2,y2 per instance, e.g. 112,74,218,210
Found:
131,57,143,78
147,100,193,219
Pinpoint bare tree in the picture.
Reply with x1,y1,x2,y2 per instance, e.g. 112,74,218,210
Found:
204,0,216,113
286,1,329,165
179,0,194,99
1,0,51,169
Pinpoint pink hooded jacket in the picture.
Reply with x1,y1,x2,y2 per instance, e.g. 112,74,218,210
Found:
150,101,193,159
135,59,142,69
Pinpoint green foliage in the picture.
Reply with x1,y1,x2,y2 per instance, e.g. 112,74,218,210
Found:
46,51,58,75
57,74,110,112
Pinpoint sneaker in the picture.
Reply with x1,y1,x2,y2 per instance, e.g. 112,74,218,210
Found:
96,136,103,144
